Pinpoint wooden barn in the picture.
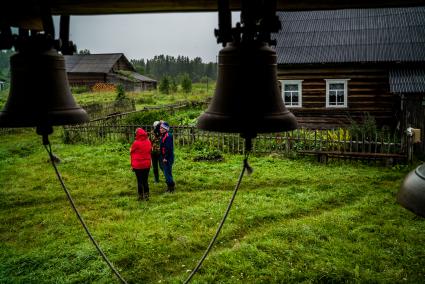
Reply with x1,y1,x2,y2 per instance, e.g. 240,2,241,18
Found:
275,7,425,144
64,53,157,91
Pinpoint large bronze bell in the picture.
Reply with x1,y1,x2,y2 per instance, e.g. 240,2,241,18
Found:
397,163,425,217
197,41,297,137
0,46,88,129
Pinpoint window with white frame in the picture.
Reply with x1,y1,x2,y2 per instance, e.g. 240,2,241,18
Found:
280,80,303,107
325,79,349,108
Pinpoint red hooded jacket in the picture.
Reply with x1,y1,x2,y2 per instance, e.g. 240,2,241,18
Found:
130,128,152,169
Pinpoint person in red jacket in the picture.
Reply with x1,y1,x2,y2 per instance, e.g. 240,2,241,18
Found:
130,128,152,200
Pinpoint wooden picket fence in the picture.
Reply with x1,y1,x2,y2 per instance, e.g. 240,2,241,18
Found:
62,124,406,162
0,128,24,136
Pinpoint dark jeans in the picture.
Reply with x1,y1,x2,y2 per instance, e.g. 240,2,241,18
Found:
151,152,161,182
160,160,174,185
134,168,150,196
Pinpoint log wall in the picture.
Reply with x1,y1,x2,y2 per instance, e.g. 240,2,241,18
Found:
278,66,400,129
67,73,106,87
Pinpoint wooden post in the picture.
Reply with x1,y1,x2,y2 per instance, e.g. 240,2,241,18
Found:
374,131,378,153
407,129,414,163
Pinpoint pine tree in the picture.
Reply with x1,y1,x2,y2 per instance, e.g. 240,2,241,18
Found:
170,77,178,93
159,76,170,94
181,74,192,93
129,54,217,82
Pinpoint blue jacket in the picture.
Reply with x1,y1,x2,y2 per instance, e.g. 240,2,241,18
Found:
160,132,174,164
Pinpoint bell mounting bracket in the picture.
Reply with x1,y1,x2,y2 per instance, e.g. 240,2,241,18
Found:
0,6,76,55
215,0,281,46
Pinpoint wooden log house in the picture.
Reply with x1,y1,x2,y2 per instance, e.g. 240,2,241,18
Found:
64,53,157,92
275,7,425,153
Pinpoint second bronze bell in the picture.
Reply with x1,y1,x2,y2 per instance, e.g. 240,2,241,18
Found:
397,163,425,217
0,46,88,128
197,41,297,137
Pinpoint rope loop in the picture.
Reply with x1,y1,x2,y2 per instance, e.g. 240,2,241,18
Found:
44,136,127,284
184,150,252,283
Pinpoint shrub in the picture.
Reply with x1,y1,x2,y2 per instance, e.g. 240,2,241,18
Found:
172,106,203,126
115,84,127,101
192,140,224,162
193,148,223,162
348,112,377,139
123,109,168,126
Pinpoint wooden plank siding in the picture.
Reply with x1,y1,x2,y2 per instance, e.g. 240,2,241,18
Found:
111,56,135,72
67,73,106,87
65,54,157,92
67,57,136,89
277,66,400,129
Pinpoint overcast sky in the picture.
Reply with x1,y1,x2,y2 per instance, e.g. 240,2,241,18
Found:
59,13,238,63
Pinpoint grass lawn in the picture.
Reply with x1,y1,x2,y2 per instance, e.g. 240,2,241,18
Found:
1,129,424,283
72,82,215,110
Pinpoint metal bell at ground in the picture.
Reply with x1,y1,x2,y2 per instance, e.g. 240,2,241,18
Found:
0,46,89,129
197,41,297,138
397,163,425,217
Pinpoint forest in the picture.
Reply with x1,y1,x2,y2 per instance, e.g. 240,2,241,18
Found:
0,51,217,84
131,55,217,82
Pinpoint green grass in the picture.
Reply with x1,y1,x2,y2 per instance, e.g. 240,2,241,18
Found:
72,82,215,110
0,89,8,109
1,130,425,283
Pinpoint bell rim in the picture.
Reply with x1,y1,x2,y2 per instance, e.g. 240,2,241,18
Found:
197,110,298,134
397,169,425,217
0,108,89,128
415,164,425,180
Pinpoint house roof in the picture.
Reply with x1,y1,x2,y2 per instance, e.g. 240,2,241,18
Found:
110,72,157,83
64,53,135,73
275,7,425,64
131,72,157,83
390,69,425,93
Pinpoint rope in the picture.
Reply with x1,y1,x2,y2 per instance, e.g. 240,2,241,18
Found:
184,152,252,283
43,137,127,284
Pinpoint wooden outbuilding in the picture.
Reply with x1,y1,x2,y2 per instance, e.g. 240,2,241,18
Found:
275,6,425,147
64,53,157,92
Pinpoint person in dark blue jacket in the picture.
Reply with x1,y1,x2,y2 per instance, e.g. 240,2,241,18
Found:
159,122,175,192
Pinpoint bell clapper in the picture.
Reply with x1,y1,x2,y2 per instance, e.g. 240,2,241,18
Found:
36,124,54,146
242,134,254,176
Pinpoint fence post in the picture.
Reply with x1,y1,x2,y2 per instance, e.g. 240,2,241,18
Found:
407,130,414,163
319,130,322,151
343,129,347,152
336,129,340,151
374,131,378,153
190,127,196,144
